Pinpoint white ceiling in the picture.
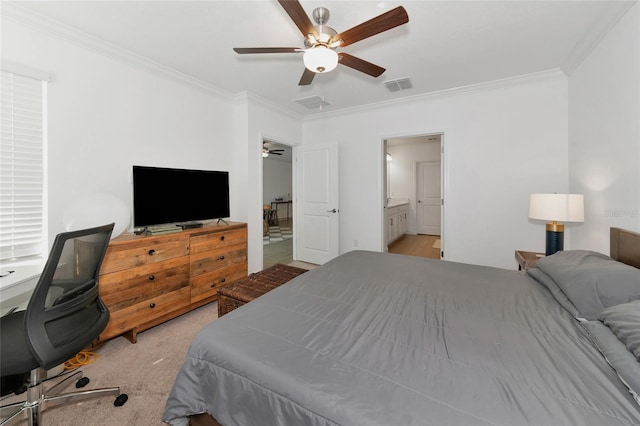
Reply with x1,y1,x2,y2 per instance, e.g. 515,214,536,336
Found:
5,1,635,117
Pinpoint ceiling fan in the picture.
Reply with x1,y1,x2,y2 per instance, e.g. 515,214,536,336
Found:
263,143,285,157
233,0,409,86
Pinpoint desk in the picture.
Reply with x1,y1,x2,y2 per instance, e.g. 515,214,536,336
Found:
271,200,293,220
0,264,42,316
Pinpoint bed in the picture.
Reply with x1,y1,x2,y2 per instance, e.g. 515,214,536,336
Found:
163,227,640,426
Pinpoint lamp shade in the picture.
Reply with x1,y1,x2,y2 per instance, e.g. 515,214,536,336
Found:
529,194,584,223
303,46,338,73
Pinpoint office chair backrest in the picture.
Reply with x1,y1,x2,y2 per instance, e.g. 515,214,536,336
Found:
25,223,114,370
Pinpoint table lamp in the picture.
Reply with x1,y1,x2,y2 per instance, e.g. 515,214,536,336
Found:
529,193,584,255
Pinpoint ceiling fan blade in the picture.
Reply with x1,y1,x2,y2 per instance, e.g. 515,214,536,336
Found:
271,149,285,152
299,68,315,86
233,47,300,54
272,152,283,155
333,6,409,48
338,53,385,77
278,0,317,39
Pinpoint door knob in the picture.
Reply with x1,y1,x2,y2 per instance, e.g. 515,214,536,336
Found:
327,209,338,213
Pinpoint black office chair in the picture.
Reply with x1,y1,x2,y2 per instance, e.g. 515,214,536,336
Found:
0,223,128,425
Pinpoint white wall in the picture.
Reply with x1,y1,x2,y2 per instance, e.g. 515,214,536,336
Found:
2,17,237,246
263,157,293,208
10,3,635,272
568,3,640,253
3,13,304,273
304,73,569,269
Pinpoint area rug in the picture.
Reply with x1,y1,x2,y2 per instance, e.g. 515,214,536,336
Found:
263,225,293,245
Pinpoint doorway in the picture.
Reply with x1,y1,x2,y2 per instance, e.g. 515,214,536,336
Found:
262,140,294,268
384,134,443,259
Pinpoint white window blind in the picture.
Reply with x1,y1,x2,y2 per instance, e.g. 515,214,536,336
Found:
1,70,46,264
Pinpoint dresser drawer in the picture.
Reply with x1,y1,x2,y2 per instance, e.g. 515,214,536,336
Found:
190,261,248,304
190,243,247,276
100,256,189,310
100,286,190,341
190,228,247,254
101,234,189,274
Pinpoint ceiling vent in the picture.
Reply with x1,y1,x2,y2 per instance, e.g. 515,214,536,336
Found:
294,95,331,109
384,77,412,92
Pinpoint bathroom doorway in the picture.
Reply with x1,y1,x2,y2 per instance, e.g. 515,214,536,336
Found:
384,134,443,259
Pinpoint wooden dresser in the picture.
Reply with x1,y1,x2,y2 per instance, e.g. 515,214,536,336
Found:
98,222,247,343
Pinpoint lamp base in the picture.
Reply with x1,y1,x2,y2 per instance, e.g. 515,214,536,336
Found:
545,228,564,256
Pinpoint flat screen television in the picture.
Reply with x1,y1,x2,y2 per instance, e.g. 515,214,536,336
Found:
132,165,230,227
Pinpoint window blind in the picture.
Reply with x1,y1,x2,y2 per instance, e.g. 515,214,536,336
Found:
0,70,46,264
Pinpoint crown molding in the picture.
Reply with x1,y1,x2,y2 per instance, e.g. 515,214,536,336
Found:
2,2,235,101
303,69,566,122
232,91,302,122
561,1,636,76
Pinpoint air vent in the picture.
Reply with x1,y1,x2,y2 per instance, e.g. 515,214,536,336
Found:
384,77,412,92
294,95,331,109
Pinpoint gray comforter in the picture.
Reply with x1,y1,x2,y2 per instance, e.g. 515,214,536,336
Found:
163,250,640,425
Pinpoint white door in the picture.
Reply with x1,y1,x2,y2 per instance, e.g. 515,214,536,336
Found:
294,142,339,265
416,161,441,235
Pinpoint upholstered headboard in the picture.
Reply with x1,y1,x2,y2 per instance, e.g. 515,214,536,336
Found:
610,227,640,268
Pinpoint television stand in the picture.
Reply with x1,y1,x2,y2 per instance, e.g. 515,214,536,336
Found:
98,221,248,343
217,218,229,225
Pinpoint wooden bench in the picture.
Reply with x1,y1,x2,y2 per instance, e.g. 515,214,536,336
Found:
217,264,308,317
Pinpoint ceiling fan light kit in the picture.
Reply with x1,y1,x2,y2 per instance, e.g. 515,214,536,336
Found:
303,46,338,73
233,1,409,86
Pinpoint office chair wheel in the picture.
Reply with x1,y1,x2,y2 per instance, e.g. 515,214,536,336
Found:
76,377,90,388
114,393,128,406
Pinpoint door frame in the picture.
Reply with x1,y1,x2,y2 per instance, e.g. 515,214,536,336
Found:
381,131,447,258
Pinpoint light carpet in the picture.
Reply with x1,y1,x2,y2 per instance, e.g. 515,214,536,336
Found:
2,262,316,426
1,302,219,426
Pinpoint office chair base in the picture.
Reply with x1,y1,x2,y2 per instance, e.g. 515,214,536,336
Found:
0,368,126,426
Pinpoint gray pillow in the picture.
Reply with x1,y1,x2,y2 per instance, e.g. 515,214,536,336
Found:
583,320,640,406
599,300,640,361
536,250,640,320
526,268,579,317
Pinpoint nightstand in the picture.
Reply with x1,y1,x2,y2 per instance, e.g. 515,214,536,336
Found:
515,250,545,271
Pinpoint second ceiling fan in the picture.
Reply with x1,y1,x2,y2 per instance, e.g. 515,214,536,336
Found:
233,0,409,86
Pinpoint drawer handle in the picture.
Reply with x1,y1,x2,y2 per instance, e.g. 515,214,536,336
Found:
148,275,155,281
218,255,225,260
220,235,225,241
148,249,156,256
220,278,226,283
149,303,156,308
